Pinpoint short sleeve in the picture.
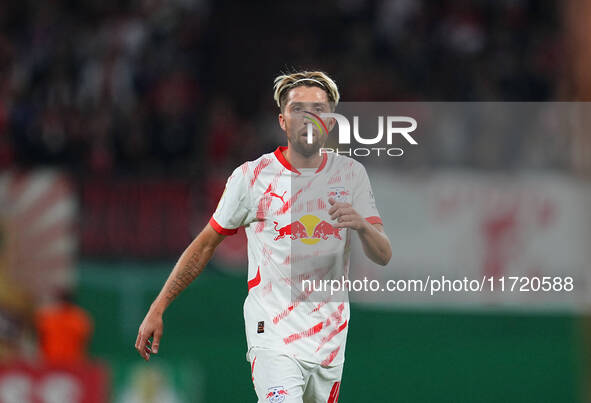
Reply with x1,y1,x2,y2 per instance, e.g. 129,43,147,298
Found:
352,162,383,225
209,164,251,235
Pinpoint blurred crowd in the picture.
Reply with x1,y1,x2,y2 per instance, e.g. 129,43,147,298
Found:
0,0,562,176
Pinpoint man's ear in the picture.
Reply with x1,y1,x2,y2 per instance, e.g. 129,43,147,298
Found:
278,113,286,131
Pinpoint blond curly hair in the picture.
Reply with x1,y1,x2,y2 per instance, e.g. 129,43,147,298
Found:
273,71,340,111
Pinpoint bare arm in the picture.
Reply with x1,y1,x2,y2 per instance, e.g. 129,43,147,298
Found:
329,198,392,266
356,222,392,266
135,223,226,360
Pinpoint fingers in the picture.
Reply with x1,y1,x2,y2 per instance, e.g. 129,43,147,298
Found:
135,331,145,359
152,330,162,354
135,330,162,361
139,336,148,360
135,314,163,361
328,202,362,230
330,206,354,221
334,218,358,229
328,198,351,215
135,332,141,351
144,346,151,361
336,214,356,223
142,338,153,361
136,329,152,361
329,206,340,218
328,204,337,215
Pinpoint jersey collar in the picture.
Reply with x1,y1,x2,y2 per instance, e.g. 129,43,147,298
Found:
274,146,328,175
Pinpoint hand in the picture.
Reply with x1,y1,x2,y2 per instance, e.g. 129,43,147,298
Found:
135,310,163,361
328,197,368,232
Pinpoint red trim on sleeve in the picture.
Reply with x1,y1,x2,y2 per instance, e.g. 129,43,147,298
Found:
247,266,261,291
209,216,239,235
365,216,383,225
273,146,328,174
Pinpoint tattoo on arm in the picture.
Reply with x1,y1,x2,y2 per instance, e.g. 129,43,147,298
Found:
165,249,209,302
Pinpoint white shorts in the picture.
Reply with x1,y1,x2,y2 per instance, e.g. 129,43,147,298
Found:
248,347,342,403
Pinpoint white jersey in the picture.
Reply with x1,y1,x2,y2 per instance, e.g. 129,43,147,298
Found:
209,146,382,367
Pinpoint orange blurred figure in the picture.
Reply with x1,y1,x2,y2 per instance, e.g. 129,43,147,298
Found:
35,290,93,364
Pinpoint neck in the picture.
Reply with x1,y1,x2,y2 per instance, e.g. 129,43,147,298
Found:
284,146,324,169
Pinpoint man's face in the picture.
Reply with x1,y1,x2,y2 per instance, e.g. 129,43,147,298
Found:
278,86,335,158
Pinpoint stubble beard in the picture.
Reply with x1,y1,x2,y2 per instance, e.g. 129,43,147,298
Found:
287,127,326,158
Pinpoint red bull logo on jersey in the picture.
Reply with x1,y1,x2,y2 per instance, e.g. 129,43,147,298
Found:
312,220,342,240
266,386,288,402
273,214,341,245
273,220,307,241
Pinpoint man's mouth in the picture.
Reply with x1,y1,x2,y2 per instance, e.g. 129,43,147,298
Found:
299,129,315,138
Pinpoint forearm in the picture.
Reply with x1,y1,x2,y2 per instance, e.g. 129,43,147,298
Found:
358,223,392,266
136,224,224,360
150,235,216,315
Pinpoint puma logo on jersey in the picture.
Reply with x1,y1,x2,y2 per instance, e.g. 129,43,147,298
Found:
269,190,288,207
